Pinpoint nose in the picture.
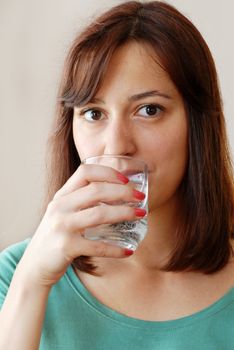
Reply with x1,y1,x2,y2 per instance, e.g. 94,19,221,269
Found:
103,119,137,157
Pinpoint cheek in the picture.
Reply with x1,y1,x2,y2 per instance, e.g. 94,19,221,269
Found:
149,123,188,208
73,135,96,161
72,121,100,160
160,127,188,170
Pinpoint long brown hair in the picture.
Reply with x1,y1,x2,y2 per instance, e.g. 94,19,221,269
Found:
44,1,234,275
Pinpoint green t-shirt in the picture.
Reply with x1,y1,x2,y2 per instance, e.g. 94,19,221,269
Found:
0,239,234,349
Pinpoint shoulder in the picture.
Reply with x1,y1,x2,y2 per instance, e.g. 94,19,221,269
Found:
0,238,31,307
0,238,31,267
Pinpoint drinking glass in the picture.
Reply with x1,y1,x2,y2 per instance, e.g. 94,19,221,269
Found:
82,155,148,250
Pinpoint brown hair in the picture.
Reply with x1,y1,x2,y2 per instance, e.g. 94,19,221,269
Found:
44,1,234,275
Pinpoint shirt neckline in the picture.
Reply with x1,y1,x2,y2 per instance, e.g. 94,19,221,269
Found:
65,265,234,331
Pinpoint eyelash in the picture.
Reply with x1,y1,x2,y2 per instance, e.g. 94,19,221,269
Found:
79,104,165,123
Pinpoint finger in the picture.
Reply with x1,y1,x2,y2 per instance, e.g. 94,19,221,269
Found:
71,239,134,259
55,182,145,212
64,205,146,233
54,164,129,199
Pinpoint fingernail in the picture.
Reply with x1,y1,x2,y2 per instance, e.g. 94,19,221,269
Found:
124,249,134,256
117,173,129,184
135,208,147,217
133,189,146,200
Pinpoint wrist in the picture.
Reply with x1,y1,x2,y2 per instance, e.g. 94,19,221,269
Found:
13,262,53,295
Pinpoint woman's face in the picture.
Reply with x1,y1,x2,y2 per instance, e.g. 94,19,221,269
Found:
73,41,188,212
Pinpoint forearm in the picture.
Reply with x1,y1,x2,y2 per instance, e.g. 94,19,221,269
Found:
0,267,51,350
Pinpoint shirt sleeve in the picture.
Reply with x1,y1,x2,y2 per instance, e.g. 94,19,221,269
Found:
0,238,30,308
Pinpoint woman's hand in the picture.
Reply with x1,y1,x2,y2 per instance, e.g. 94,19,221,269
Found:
17,164,145,288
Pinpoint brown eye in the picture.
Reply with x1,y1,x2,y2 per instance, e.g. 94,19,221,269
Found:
83,109,103,122
146,105,158,115
137,104,164,118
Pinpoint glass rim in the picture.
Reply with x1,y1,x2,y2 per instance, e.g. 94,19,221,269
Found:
81,155,148,170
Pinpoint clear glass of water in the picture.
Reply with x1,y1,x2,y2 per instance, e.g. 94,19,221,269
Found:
82,155,148,250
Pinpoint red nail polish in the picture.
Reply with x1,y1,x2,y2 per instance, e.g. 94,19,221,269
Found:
135,208,146,217
133,189,146,200
117,173,129,184
124,249,134,256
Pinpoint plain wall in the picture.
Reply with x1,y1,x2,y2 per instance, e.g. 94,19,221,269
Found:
1,0,233,250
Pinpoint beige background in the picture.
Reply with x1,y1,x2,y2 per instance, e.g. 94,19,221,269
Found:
1,0,233,250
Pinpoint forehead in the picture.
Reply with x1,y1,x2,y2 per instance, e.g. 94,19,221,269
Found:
96,41,180,101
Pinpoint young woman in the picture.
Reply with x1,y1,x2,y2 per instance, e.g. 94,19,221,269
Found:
0,1,233,349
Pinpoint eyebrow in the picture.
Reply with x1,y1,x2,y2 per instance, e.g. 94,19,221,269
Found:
128,90,172,101
89,90,172,104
